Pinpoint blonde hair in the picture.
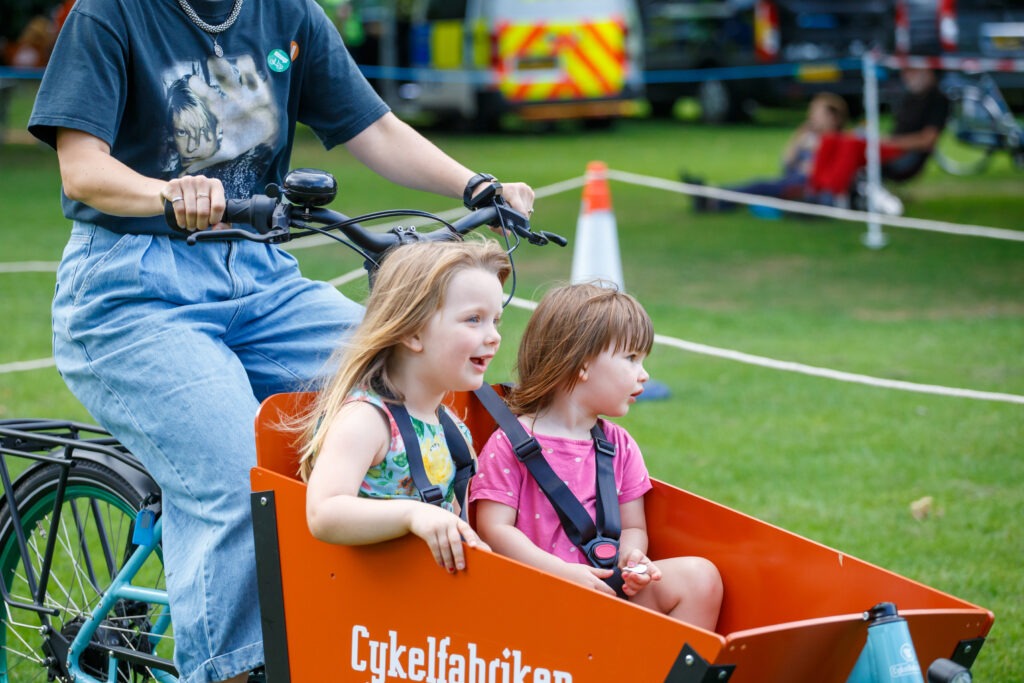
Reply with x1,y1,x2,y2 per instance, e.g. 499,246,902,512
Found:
508,282,653,416
297,239,512,480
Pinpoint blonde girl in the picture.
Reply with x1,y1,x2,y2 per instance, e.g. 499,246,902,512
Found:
470,282,723,631
300,239,510,572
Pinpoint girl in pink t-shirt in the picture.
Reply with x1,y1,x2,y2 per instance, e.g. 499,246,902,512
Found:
470,283,723,631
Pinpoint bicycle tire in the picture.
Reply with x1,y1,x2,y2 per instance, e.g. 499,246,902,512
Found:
934,87,1000,176
934,132,995,176
0,459,172,682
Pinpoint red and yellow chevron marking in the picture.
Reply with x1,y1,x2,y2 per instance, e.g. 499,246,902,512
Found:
495,18,627,103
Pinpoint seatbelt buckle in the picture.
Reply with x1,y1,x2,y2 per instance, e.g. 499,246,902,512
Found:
512,438,543,463
593,434,615,458
582,536,620,569
419,485,446,506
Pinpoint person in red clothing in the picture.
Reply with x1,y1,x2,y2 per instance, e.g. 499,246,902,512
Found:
808,66,950,202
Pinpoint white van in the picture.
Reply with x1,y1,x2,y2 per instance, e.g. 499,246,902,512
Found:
372,0,643,128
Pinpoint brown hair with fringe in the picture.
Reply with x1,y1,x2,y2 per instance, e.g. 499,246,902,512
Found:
507,281,654,417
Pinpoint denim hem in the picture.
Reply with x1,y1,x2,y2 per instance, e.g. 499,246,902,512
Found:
180,641,264,683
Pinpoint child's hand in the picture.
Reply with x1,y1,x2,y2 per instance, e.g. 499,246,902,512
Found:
408,504,490,572
620,549,662,598
559,563,618,596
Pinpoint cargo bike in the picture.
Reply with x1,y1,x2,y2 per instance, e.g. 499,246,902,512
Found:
0,170,994,682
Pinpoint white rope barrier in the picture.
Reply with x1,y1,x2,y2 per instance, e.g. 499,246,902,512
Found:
0,357,55,373
605,169,1024,242
4,284,1022,406
3,176,1021,407
501,297,1024,405
0,261,59,273
653,335,1024,405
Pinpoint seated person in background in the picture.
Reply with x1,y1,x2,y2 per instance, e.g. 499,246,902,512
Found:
687,92,848,211
806,67,949,213
879,66,949,181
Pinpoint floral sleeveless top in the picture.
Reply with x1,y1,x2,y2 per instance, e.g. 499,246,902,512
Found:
348,389,472,512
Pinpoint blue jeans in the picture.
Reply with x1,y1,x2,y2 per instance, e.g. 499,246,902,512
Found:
704,173,807,211
51,223,363,683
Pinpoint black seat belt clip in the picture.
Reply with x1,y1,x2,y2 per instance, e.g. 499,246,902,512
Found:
512,438,543,463
593,434,615,458
419,485,446,506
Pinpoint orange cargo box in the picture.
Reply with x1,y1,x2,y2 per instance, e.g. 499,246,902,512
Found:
250,391,993,682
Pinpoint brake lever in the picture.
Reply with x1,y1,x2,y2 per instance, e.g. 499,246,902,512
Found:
537,230,568,247
184,227,292,245
493,201,567,248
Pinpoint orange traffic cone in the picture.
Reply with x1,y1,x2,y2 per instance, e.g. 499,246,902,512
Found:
570,161,624,291
570,162,669,401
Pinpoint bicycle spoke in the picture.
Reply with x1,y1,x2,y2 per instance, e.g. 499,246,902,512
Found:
89,495,122,578
51,516,94,616
2,603,45,660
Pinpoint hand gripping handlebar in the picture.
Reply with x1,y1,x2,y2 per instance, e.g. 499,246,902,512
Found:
163,169,566,263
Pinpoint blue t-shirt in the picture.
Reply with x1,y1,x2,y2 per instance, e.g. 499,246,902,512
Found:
29,0,390,235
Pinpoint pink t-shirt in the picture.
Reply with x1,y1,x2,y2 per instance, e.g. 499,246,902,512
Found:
469,420,652,564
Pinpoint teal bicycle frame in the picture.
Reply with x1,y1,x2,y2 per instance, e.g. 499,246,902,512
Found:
65,517,176,683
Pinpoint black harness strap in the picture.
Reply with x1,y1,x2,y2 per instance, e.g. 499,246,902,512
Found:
473,384,624,596
387,401,475,519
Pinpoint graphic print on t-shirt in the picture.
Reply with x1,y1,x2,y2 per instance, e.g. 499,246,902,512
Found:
161,55,279,197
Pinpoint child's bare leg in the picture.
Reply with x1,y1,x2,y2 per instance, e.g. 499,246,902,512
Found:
631,556,723,631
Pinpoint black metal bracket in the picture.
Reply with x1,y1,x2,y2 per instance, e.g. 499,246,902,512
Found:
664,643,735,682
251,490,291,683
951,637,985,670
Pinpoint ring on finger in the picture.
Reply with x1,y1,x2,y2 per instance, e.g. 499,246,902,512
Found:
170,196,184,203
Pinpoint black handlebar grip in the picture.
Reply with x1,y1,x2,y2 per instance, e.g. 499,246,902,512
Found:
163,195,280,234
222,198,250,225
224,195,279,233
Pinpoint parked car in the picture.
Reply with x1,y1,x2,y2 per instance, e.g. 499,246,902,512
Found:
895,0,1024,108
636,0,758,121
636,0,895,122
752,0,895,109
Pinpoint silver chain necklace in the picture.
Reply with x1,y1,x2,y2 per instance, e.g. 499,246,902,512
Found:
177,0,244,57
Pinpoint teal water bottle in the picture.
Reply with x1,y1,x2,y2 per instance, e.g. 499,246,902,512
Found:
846,602,924,683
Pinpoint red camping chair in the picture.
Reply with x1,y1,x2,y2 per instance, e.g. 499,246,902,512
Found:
808,133,908,200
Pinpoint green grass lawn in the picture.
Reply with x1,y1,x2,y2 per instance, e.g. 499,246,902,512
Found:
2,82,1022,679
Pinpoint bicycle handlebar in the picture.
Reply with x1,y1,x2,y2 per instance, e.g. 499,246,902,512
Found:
163,169,567,264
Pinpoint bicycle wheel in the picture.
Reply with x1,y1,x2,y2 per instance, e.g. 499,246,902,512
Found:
934,127,996,175
0,460,173,682
933,95,998,176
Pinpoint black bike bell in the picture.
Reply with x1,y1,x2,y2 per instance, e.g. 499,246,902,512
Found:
282,168,338,207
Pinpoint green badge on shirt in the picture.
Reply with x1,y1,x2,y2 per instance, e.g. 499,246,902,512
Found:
267,49,291,73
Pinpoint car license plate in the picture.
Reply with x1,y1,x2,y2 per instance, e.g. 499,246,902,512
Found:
982,23,1024,54
797,63,841,82
991,35,1023,51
